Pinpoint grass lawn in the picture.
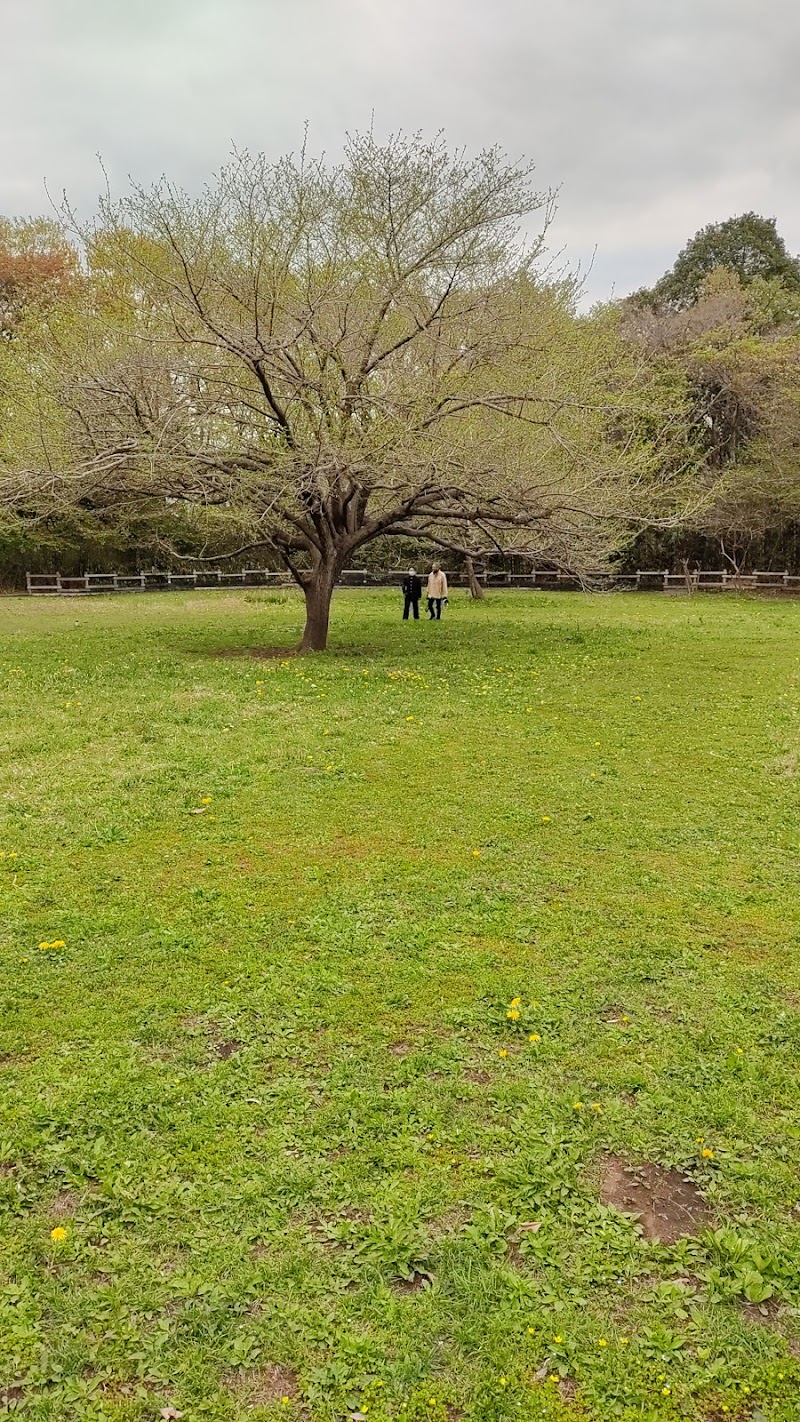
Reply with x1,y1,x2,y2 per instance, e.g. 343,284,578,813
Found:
2,587,800,1422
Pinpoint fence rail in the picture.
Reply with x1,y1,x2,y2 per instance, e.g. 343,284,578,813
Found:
23,567,800,596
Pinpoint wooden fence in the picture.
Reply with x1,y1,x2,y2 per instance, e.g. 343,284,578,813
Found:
23,567,800,596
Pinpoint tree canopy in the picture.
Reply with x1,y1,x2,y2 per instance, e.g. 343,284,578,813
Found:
648,213,800,311
0,133,683,646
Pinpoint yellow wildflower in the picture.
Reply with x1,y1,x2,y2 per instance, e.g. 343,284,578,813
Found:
510,997,521,1007
507,1009,520,1021
541,815,551,822
499,1049,508,1059
702,1148,714,1159
597,1337,608,1347
529,1033,540,1043
50,1227,68,1242
573,1101,583,1110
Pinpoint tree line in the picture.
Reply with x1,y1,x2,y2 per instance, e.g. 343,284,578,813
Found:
1,133,799,647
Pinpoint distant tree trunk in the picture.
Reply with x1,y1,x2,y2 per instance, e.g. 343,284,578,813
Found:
299,562,337,652
465,555,485,599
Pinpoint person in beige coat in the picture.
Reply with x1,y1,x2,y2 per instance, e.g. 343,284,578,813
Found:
426,564,448,620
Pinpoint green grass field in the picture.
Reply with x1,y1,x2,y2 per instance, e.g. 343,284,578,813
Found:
2,587,800,1422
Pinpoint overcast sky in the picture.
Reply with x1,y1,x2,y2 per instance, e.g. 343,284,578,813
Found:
2,0,798,304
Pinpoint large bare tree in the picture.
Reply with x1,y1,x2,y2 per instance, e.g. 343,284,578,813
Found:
1,133,679,648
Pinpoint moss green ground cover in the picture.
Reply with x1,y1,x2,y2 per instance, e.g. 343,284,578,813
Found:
2,588,800,1422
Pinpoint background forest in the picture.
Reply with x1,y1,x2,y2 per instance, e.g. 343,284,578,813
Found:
2,155,799,593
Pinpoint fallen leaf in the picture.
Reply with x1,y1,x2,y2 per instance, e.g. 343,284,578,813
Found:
534,1359,551,1382
188,808,206,815
160,1410,185,1420
518,1221,542,1233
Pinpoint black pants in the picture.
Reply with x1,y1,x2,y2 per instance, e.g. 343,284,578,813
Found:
428,598,443,620
403,596,420,620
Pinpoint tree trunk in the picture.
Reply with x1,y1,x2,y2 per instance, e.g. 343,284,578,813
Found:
465,555,485,600
299,566,336,652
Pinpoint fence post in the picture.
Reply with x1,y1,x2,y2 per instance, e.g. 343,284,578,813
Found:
56,572,62,594
722,570,728,588
25,572,32,594
663,569,668,591
785,570,790,586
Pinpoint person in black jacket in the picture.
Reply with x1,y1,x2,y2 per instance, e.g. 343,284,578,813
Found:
402,568,422,620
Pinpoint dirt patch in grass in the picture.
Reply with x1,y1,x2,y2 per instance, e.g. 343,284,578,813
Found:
393,1271,432,1295
207,646,300,661
464,1069,490,1084
225,1364,299,1405
389,1040,412,1057
50,1188,81,1220
213,1038,240,1060
740,1297,781,1326
182,1016,241,1061
598,1154,712,1243
558,1378,580,1405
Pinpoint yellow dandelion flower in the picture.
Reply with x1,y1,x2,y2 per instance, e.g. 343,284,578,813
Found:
573,1101,583,1110
695,1136,704,1144
553,1335,562,1344
499,1048,508,1059
527,1326,535,1334
38,941,50,950
499,1375,507,1386
406,715,415,721
702,1148,714,1159
597,1337,608,1347
200,796,212,804
507,1009,520,1021
541,815,551,822
591,1102,603,1113
620,1337,628,1345
50,1226,68,1242
662,1386,671,1395
529,1033,540,1043
510,997,521,1007
472,849,481,857
548,1374,559,1384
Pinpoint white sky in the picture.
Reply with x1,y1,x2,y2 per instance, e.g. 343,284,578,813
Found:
2,0,798,304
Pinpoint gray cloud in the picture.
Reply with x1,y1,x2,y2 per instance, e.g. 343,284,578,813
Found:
1,0,798,302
